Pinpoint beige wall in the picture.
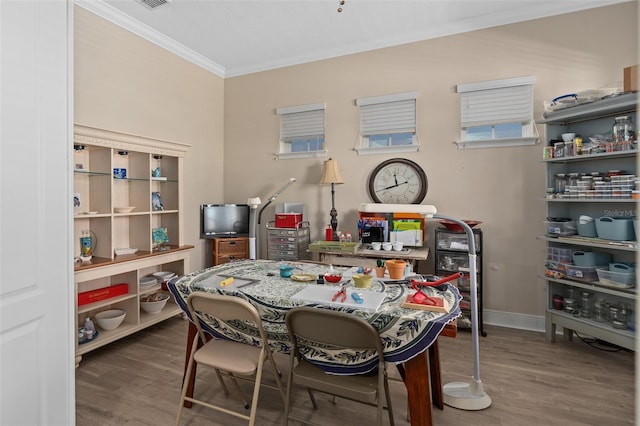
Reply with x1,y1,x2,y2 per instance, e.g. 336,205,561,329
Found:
74,6,225,270
223,3,638,322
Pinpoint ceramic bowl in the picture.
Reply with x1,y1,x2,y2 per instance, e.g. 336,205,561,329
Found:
352,273,373,288
392,242,404,251
95,309,126,330
371,242,382,251
140,292,170,314
324,273,343,283
279,264,295,278
114,206,135,213
562,132,576,142
382,242,393,251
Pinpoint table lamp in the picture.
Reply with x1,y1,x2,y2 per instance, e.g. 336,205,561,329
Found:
319,158,344,241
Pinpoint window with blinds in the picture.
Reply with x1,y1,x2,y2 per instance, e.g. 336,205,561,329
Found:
456,76,538,149
355,91,420,155
276,103,326,159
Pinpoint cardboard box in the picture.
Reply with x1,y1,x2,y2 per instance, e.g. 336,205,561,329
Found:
624,65,638,92
78,283,128,306
275,213,303,228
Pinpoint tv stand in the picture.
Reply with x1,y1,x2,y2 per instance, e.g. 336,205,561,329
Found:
211,236,249,265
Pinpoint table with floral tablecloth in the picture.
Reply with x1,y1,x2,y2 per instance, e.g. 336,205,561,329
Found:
168,259,461,375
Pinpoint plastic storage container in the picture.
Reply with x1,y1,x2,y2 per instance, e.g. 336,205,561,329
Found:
545,220,577,236
576,221,597,238
572,251,612,267
596,264,636,288
565,264,601,282
595,217,635,241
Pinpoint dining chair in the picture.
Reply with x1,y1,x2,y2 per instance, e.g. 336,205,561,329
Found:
283,306,395,426
176,292,285,426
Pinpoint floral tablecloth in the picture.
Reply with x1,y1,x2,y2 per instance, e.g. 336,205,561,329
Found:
168,259,461,374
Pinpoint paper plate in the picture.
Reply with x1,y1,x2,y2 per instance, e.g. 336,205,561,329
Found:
291,273,316,282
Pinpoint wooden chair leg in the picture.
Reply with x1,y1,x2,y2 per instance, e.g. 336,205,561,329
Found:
428,340,443,410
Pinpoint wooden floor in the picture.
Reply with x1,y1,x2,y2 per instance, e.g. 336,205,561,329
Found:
76,316,635,426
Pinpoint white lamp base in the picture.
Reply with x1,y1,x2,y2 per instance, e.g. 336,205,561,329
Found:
443,379,492,411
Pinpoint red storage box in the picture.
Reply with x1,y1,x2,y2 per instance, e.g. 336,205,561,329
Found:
275,213,303,228
78,283,128,306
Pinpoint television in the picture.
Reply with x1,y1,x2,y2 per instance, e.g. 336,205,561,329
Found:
200,204,250,238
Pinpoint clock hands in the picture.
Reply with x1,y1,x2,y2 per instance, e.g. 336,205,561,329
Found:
376,179,408,192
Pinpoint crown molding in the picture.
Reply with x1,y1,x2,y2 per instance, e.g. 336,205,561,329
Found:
74,0,226,78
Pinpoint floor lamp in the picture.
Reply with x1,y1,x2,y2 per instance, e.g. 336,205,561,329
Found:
433,213,492,411
247,197,262,260
249,178,296,260
319,158,344,241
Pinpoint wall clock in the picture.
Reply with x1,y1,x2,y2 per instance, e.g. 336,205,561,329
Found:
368,158,428,204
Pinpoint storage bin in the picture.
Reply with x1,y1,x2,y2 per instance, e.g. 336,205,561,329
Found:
576,221,597,238
547,246,573,263
545,220,577,236
572,251,612,267
596,266,636,288
595,217,635,241
565,264,600,282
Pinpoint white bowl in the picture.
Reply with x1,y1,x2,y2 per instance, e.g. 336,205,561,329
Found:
561,133,576,142
152,271,176,282
139,276,158,287
114,206,135,213
140,292,170,314
95,309,126,331
382,242,393,251
392,242,404,251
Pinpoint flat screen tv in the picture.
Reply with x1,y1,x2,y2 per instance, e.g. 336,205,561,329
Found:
200,204,250,238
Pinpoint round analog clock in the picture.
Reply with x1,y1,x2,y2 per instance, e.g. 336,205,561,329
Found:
368,158,428,204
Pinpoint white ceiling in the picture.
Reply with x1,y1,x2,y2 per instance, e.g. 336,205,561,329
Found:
76,0,629,78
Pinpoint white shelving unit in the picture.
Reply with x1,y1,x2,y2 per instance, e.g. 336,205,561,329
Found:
538,93,637,350
73,125,192,365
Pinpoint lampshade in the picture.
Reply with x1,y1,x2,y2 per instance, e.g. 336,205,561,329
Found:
319,158,345,185
247,197,262,207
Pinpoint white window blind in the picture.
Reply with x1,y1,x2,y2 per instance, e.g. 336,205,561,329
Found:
360,99,416,135
460,85,532,127
355,91,419,155
276,103,326,159
456,76,538,149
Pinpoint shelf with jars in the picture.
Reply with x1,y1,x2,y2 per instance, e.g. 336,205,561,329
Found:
538,92,637,351
73,125,193,365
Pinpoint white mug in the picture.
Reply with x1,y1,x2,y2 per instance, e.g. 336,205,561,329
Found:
371,242,381,251
393,242,404,251
382,242,392,251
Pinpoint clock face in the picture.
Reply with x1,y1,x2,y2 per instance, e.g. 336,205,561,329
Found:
368,158,428,204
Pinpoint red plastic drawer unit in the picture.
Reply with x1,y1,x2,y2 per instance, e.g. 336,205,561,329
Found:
275,213,303,228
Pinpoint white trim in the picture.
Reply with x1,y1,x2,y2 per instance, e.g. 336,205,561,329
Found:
484,309,545,333
74,0,226,77
356,91,418,106
355,145,420,155
457,76,536,93
276,103,326,115
454,136,539,149
275,150,328,160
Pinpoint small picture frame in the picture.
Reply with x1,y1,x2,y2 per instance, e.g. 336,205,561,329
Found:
152,227,169,251
152,192,164,211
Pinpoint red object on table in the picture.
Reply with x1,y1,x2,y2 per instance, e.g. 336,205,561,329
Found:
325,226,333,241
275,213,303,228
78,283,128,306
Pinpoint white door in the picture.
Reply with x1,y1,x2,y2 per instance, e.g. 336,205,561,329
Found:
0,1,74,425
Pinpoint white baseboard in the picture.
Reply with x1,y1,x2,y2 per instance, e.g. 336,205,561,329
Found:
483,309,545,333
